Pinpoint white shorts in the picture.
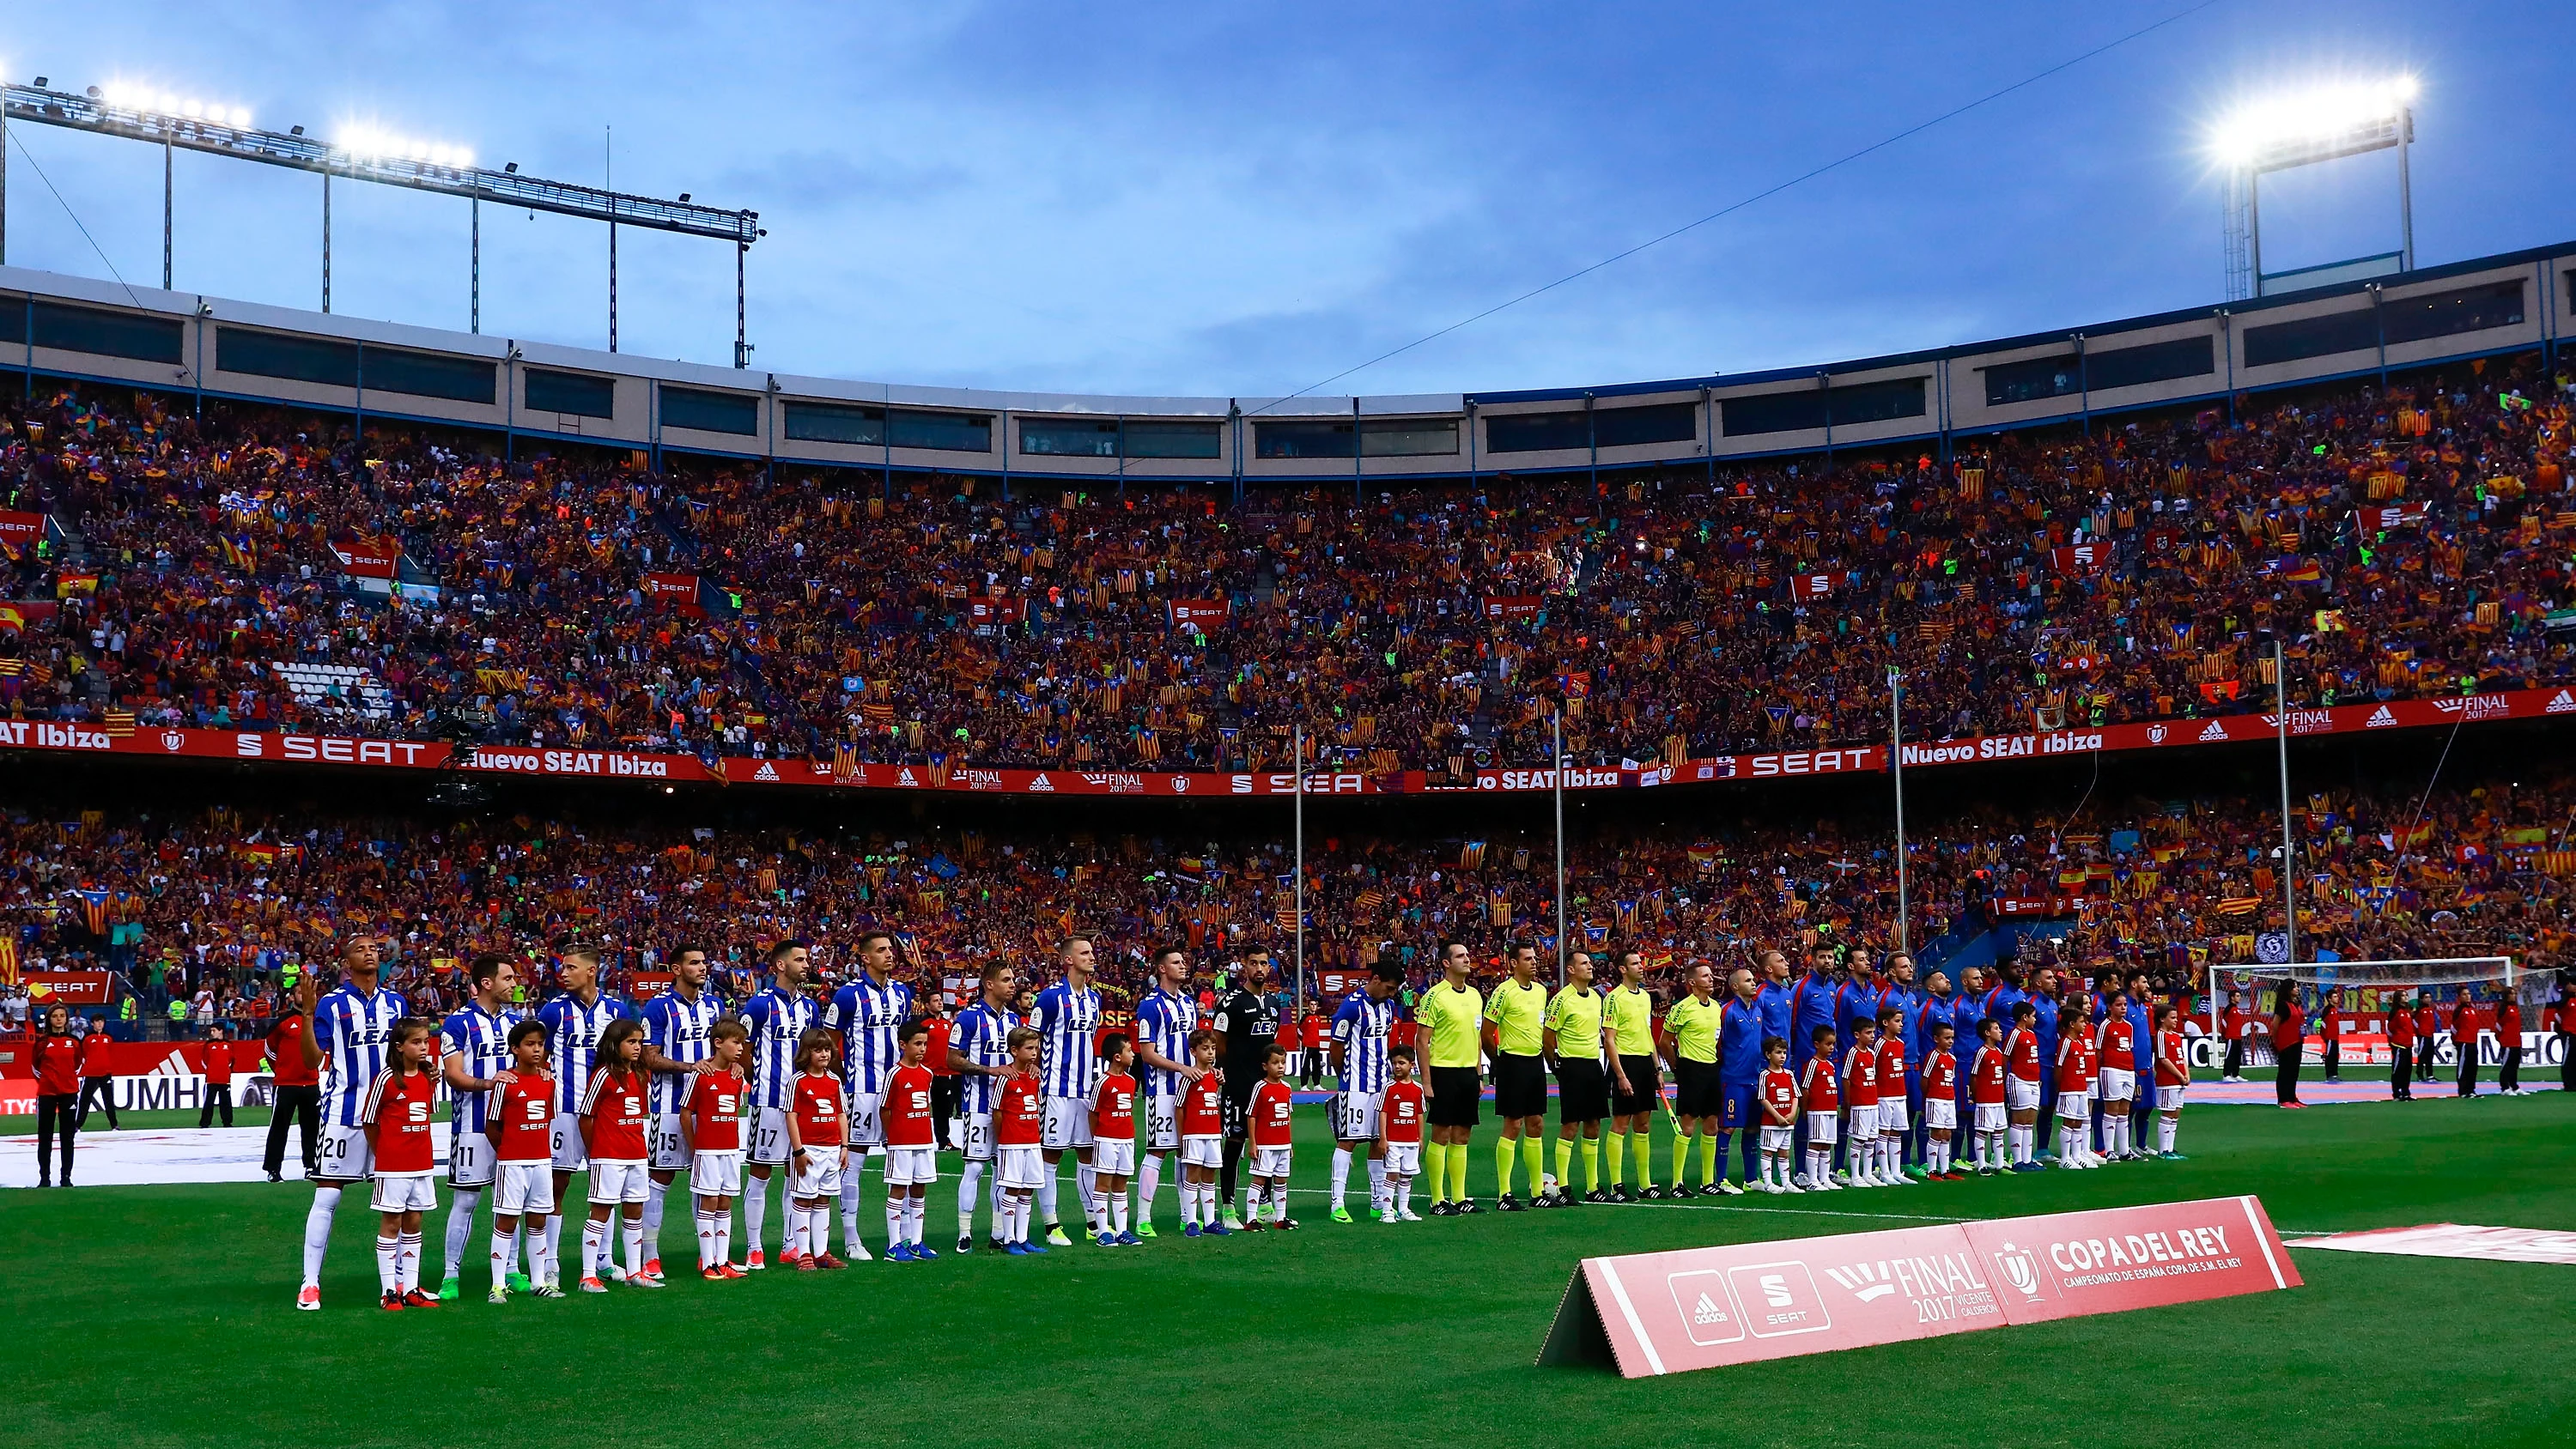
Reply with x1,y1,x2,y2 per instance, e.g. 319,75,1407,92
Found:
549,1111,588,1172
997,1144,1044,1191
1806,1111,1838,1146
2005,1078,2041,1113
1383,1141,1422,1177
1145,1092,1181,1151
495,1160,556,1216
844,1095,884,1149
2057,1092,2092,1123
448,1131,495,1189
1181,1134,1223,1170
791,1147,844,1201
1974,1103,2008,1132
1334,1089,1382,1143
1251,1144,1292,1179
960,1112,995,1163
1876,1100,1909,1133
2155,1085,2186,1112
1042,1095,1095,1150
588,1159,649,1205
1924,1098,1958,1131
371,1171,438,1214
316,1123,373,1184
650,1112,690,1172
690,1149,744,1198
1091,1137,1136,1176
2098,1069,2135,1103
750,1106,792,1166
883,1145,937,1186
1759,1126,1793,1155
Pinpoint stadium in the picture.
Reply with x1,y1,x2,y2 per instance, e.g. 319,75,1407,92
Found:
3,13,2573,1449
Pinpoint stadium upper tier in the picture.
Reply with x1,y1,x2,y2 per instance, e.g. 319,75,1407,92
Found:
0,250,2571,778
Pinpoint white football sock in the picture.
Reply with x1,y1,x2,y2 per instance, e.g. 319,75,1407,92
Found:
1138,1153,1163,1220
1396,1176,1413,1215
906,1196,925,1246
545,1212,565,1274
840,1167,863,1252
2159,1116,2178,1153
301,1186,340,1288
580,1220,605,1281
744,1176,768,1258
1076,1163,1098,1229
375,1233,399,1294
698,1210,718,1269
718,1211,732,1264
642,1179,666,1258
1038,1167,1059,1226
490,1229,512,1287
1110,1192,1128,1234
1367,1158,1389,1214
622,1219,645,1275
886,1199,905,1246
958,1160,985,1237
442,1187,480,1280
1330,1147,1353,1212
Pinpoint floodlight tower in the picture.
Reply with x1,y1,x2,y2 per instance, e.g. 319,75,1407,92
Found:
2215,76,2417,300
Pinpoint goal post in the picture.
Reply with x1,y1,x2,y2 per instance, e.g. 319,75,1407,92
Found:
2203,957,2517,1065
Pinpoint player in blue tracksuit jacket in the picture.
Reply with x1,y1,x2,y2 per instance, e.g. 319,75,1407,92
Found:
1951,967,1987,1163
1717,982,1766,1187
1788,951,1843,1181
1913,967,1954,1168
2029,967,2063,1156
2121,972,2155,1154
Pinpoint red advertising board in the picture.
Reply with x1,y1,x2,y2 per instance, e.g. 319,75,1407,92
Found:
0,510,47,555
2359,502,2428,532
641,573,704,615
1483,596,1543,621
1539,1195,2297,1377
1787,572,1842,603
2050,543,2111,573
1990,895,2085,919
21,971,118,1006
629,972,676,998
968,597,1026,626
326,535,402,579
1169,598,1230,630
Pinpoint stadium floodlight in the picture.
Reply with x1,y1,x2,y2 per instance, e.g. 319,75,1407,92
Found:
2213,76,2418,300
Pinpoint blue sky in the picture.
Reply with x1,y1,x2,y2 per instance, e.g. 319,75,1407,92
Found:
3,1,2565,398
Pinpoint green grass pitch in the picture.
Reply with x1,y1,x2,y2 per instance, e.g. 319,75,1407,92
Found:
11,1094,2573,1449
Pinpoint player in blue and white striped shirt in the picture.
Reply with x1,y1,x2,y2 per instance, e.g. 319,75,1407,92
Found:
435,954,524,1298
1131,946,1202,1240
822,931,914,1262
1329,965,1404,1222
738,940,816,1270
534,940,626,1276
292,932,403,1310
637,945,725,1275
1031,937,1103,1245
945,958,1021,1252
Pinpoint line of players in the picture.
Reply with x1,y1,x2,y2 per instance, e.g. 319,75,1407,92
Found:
283,927,2190,1309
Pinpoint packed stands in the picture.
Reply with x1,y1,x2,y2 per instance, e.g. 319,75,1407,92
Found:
2,351,2570,774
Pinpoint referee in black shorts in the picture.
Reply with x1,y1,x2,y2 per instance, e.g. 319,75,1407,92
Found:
1211,949,1280,1228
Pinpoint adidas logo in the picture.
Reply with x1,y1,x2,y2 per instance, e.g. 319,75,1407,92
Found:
2365,705,2398,728
1029,773,1054,792
2196,720,2229,743
753,762,780,782
1823,1261,1899,1302
2549,690,2576,715
1692,1291,1727,1326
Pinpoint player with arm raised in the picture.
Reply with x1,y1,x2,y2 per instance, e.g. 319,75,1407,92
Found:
740,939,818,1268
1328,963,1401,1222
1132,946,1201,1239
293,931,404,1312
947,959,1021,1252
823,931,913,1264
435,953,521,1300
1032,937,1104,1246
638,943,722,1280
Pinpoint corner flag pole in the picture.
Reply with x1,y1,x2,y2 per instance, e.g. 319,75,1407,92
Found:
1293,723,1305,1025
1890,665,1908,955
2274,639,2297,971
1553,708,1566,989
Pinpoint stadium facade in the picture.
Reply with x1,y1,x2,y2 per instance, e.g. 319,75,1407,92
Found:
0,240,2567,488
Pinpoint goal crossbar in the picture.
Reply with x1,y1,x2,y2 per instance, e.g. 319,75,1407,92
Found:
2202,957,2516,1039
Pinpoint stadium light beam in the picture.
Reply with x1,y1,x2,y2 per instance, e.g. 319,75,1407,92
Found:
2213,76,2417,300
0,78,761,361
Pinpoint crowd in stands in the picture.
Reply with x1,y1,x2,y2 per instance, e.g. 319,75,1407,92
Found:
4,759,2567,1034
0,355,2570,773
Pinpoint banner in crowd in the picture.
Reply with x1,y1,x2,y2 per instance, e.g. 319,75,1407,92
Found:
1482,596,1544,621
0,687,2570,802
641,573,705,615
1538,1194,2297,1377
1168,599,1230,630
2359,502,2430,532
1787,572,1848,603
0,510,49,557
326,535,402,580
968,596,1027,626
2049,543,2111,573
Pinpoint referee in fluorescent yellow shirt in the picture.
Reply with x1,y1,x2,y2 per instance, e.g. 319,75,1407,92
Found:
1542,951,1609,1205
1658,962,1726,1196
1604,951,1662,1200
1417,940,1485,1216
1483,942,1552,1210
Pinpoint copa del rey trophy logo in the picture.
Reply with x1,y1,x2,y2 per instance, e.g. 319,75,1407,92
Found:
1994,1241,2044,1301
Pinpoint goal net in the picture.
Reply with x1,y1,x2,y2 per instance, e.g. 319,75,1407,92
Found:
2201,957,2534,1068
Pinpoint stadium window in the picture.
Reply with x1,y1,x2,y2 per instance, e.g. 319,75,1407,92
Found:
1981,354,2083,407
1721,377,1924,437
1360,417,1460,458
2242,307,2378,368
659,385,760,436
1123,420,1224,459
216,327,357,387
1485,409,1590,453
1255,420,1356,459
355,345,495,405
2083,335,2215,393
2379,280,2525,347
18,301,185,365
1591,401,1698,449
890,409,992,452
526,368,616,419
1019,417,1121,458
781,399,883,446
